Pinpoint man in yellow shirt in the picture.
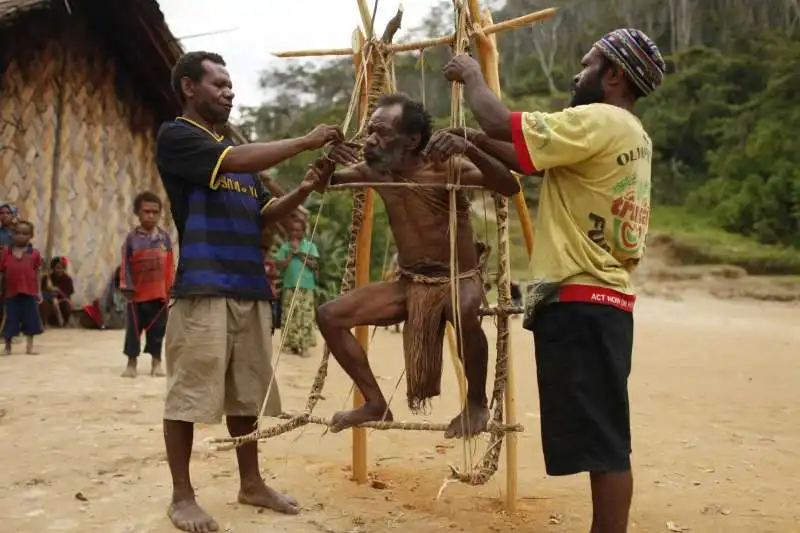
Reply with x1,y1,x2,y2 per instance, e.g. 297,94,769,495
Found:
442,29,666,533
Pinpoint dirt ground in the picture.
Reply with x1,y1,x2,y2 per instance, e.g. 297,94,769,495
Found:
1,290,799,533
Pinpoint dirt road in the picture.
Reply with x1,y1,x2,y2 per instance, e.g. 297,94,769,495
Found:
0,292,798,532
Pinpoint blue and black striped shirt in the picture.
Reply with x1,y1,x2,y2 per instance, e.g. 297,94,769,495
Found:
156,117,274,301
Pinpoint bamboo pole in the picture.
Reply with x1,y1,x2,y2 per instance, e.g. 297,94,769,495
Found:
351,26,372,485
469,2,519,512
273,7,557,58
356,0,374,36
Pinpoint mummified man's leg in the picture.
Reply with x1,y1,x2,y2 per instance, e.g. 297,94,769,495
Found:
316,281,407,432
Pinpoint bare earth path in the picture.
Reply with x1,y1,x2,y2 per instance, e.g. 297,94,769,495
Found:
1,292,798,532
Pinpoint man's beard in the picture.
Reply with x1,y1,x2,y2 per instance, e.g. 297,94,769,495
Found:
570,73,606,107
364,143,405,172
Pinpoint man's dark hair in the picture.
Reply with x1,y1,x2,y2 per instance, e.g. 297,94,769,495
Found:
171,51,226,103
133,191,162,213
377,93,433,153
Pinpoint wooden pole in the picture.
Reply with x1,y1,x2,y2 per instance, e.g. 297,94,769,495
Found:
468,2,520,512
272,7,557,58
351,26,372,485
446,325,467,406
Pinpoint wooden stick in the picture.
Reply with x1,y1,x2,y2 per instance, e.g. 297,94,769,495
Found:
470,4,519,513
273,7,557,58
351,26,371,486
445,325,467,409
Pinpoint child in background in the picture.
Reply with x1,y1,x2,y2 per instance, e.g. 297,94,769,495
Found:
264,252,280,334
40,256,74,327
0,221,43,354
119,192,174,378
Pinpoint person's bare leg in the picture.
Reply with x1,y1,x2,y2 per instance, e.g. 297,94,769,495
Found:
226,416,300,514
589,471,633,533
164,419,218,533
445,279,490,439
316,282,407,433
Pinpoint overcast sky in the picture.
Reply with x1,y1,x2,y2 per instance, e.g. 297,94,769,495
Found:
158,0,436,112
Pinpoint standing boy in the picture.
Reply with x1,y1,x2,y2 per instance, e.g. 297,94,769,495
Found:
120,191,174,378
0,221,44,354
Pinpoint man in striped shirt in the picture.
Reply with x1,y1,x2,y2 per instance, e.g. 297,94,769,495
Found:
157,51,358,533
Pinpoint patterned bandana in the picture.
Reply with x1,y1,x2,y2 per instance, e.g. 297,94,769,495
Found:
594,28,666,97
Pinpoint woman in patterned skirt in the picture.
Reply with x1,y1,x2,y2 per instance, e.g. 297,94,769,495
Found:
276,219,319,356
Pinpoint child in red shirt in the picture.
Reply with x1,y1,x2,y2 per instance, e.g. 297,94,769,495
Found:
119,192,174,378
0,221,44,354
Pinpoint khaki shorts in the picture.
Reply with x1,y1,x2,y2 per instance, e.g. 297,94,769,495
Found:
163,297,281,424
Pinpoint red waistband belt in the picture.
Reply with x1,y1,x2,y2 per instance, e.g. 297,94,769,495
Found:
558,284,636,312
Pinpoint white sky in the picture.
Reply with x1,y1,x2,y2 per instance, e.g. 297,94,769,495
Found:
158,0,436,112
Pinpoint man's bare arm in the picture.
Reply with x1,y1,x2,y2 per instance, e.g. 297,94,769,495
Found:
425,131,519,196
220,125,357,174
471,134,525,175
261,187,313,225
220,138,316,174
448,128,525,174
459,145,520,197
329,163,378,185
443,57,513,142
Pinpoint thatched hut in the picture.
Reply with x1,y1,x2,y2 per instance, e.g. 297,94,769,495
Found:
0,0,294,304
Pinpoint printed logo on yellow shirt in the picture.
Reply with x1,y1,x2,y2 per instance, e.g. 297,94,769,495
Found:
610,172,651,255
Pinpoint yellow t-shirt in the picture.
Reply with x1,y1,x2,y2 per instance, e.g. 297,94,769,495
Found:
511,103,652,308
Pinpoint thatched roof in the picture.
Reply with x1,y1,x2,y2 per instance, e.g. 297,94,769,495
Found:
0,0,47,21
0,0,298,208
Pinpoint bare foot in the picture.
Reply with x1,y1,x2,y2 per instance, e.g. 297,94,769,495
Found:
151,360,165,377
444,402,490,439
3,342,11,355
121,359,137,378
238,479,300,515
168,498,218,533
330,402,393,433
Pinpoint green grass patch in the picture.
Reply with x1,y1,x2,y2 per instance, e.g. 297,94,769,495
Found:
650,206,800,275
473,205,800,278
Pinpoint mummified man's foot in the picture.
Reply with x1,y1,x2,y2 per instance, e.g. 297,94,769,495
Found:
444,402,490,439
330,402,393,433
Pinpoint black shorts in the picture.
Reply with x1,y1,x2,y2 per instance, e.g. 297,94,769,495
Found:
123,300,168,358
2,294,44,339
532,302,633,476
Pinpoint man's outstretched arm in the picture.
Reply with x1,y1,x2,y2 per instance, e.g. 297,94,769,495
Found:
425,131,520,196
443,56,512,142
445,127,532,175
260,163,329,225
220,124,358,174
